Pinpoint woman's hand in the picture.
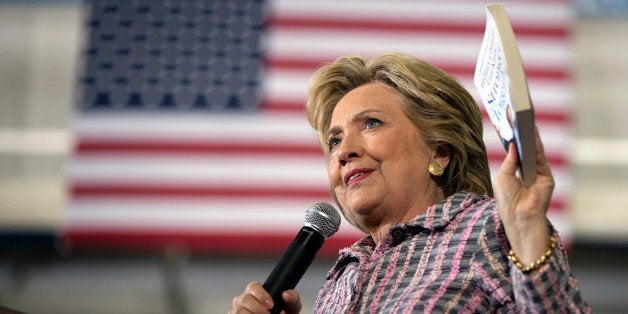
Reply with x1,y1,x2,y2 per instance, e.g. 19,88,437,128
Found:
229,281,302,314
494,127,555,265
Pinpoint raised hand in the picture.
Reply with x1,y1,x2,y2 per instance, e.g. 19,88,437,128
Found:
494,126,555,266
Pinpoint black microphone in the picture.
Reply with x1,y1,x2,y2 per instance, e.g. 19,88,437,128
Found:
262,202,341,314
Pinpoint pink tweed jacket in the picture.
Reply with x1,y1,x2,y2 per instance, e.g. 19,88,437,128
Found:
314,192,590,313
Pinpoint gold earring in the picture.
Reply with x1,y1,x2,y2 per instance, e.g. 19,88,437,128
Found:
429,162,444,176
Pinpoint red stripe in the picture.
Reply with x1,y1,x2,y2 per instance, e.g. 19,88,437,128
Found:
70,184,567,212
74,139,567,166
487,151,567,166
262,101,572,123
265,58,570,81
76,141,323,155
261,101,305,113
65,230,357,257
268,17,569,39
72,184,331,199
479,109,571,124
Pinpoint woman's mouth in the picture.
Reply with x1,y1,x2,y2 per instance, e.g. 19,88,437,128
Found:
344,168,374,186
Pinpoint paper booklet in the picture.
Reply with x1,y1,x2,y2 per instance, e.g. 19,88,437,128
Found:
474,3,537,187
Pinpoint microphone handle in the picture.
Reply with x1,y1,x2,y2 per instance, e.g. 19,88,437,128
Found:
262,226,324,314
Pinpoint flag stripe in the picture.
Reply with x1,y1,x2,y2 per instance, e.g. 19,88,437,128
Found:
72,118,572,159
72,186,330,199
65,211,573,256
264,29,571,70
261,100,571,123
265,59,570,81
76,141,322,155
73,141,568,165
263,70,573,108
270,0,572,28
64,230,360,256
68,152,572,207
267,17,568,38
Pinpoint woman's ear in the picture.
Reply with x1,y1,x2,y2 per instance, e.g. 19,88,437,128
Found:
433,144,451,169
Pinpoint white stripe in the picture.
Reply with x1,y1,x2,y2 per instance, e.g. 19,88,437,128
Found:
467,79,575,112
67,196,563,240
266,29,571,69
67,199,314,232
69,156,570,211
488,162,571,204
271,0,572,26
483,121,572,157
73,116,571,159
67,198,362,236
70,155,329,187
69,157,571,203
264,69,573,109
74,112,318,143
266,29,484,61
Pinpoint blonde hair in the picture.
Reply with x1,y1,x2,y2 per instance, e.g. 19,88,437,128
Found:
306,52,493,197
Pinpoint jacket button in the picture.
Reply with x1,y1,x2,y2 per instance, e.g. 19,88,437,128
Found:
391,228,406,242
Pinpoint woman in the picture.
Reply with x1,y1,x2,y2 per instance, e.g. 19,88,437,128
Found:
230,52,589,313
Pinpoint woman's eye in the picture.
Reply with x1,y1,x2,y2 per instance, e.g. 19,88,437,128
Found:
327,138,341,150
365,118,382,129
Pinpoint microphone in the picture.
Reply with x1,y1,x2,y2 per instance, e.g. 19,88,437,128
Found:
262,202,341,314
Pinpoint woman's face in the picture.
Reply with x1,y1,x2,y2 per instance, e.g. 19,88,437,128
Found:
326,83,447,231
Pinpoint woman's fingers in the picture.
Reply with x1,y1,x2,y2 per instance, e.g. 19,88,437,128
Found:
534,126,553,178
230,281,273,314
494,142,520,193
502,142,519,176
281,290,302,314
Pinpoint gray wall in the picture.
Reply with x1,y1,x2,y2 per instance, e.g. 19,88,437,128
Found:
0,5,78,230
573,18,628,243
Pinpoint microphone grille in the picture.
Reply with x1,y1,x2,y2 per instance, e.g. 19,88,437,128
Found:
304,202,341,239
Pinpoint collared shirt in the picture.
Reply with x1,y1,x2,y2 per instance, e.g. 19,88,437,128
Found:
314,191,590,313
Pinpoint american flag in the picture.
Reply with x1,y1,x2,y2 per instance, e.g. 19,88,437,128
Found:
66,0,573,256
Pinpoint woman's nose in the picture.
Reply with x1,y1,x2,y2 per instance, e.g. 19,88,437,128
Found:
333,134,362,166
